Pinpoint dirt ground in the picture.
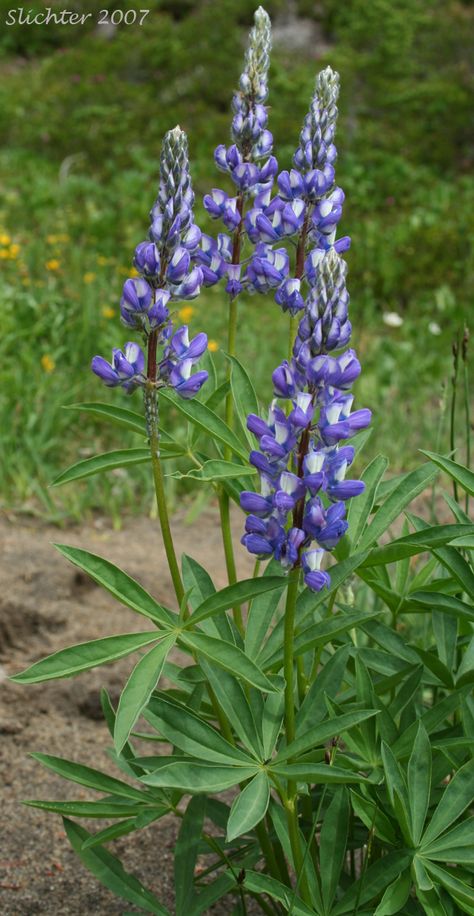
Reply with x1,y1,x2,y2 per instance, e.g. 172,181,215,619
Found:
0,507,255,915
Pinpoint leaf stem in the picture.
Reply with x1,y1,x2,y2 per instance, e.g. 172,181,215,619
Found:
220,192,245,632
450,335,459,503
283,567,311,903
218,487,244,635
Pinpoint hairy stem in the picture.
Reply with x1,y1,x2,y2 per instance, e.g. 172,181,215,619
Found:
450,336,459,503
146,327,186,608
283,567,311,903
221,192,245,631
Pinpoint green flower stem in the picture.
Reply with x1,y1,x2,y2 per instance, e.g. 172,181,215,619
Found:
218,487,244,635
450,336,459,503
288,314,298,364
220,193,245,633
146,385,186,609
462,328,470,514
284,568,300,754
283,567,311,903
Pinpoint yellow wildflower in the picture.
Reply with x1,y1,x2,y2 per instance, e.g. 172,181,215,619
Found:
46,259,60,271
97,255,109,266
101,306,115,319
8,243,20,258
22,277,31,286
179,306,194,321
83,272,96,284
41,355,55,373
208,340,219,352
129,266,140,278
0,249,9,259
0,233,11,245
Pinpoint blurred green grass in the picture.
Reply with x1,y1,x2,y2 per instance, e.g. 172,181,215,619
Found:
0,0,472,519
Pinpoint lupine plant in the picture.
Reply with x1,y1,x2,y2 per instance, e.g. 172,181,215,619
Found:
12,8,474,915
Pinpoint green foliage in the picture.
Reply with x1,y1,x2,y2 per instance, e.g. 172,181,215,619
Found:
0,0,472,514
7,5,474,912
13,451,474,912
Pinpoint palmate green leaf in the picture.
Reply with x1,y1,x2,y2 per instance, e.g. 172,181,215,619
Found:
24,800,149,818
393,690,466,760
63,818,169,915
30,753,151,802
181,554,234,644
347,454,389,548
245,560,286,660
358,461,438,549
381,742,413,845
407,722,432,845
114,635,176,754
296,645,351,733
273,710,378,763
421,758,474,846
320,787,349,913
420,450,474,497
180,631,276,692
160,388,248,460
54,544,175,627
350,788,398,845
226,771,270,842
188,575,285,626
406,513,474,600
413,647,454,688
145,694,255,765
173,459,256,481
10,631,161,684
373,870,412,916
262,610,380,670
200,661,263,759
407,591,474,622
174,796,206,916
225,353,259,449
422,817,474,864
66,401,146,436
270,762,369,784
262,690,285,759
361,524,474,567
424,861,474,913
449,534,474,548
242,871,314,916
142,759,257,793
332,850,413,915
82,808,165,850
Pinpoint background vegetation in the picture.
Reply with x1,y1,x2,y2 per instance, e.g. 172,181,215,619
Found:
1,0,472,520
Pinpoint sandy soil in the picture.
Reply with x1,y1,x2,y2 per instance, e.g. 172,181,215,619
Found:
0,507,254,915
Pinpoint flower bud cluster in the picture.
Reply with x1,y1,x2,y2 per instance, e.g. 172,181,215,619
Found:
240,250,371,591
92,127,208,399
239,65,350,303
201,6,277,299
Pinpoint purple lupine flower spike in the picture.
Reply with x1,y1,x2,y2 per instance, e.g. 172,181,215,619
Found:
240,67,370,592
197,7,275,295
92,126,208,405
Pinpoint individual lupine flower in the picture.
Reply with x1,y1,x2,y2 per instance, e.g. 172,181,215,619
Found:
301,548,331,592
91,342,145,393
274,279,305,315
303,498,348,548
244,245,289,292
245,197,305,244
